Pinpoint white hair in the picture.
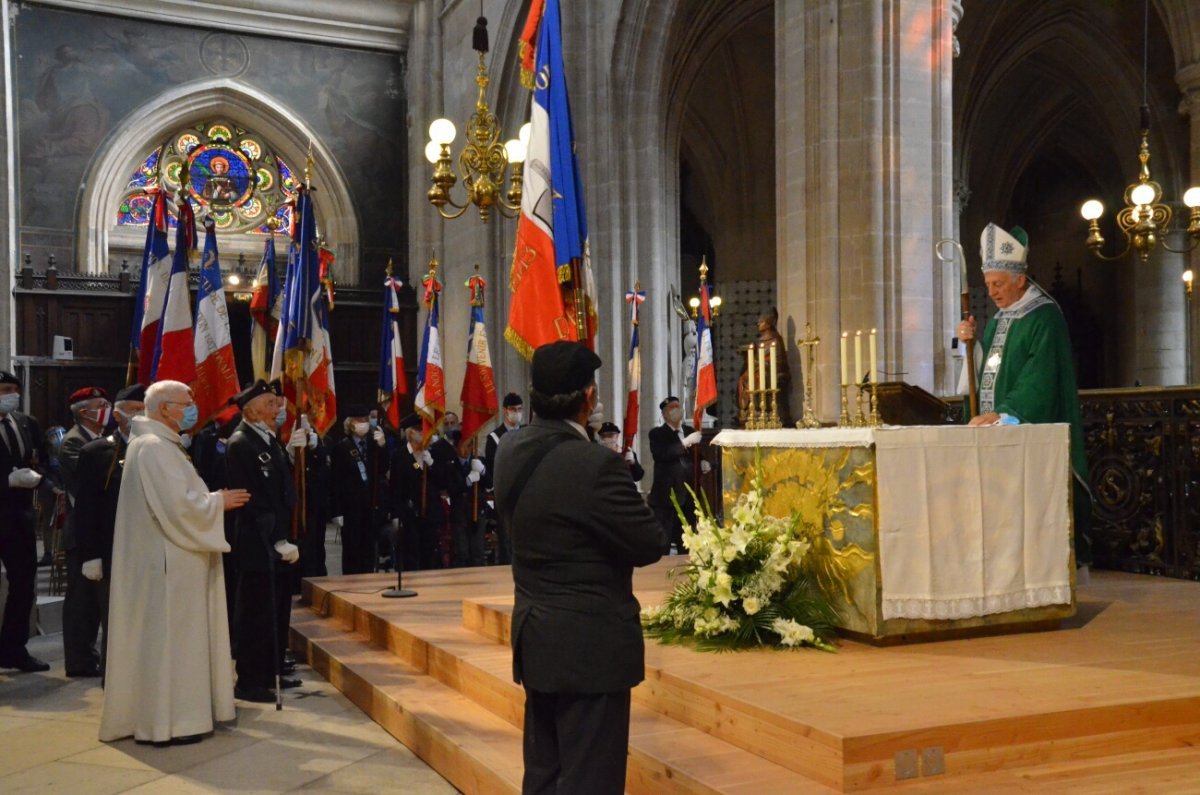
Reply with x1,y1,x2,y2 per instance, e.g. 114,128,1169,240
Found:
145,380,190,416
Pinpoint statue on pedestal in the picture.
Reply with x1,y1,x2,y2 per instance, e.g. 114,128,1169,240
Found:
736,307,793,427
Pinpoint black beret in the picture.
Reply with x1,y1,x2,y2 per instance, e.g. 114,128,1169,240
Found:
0,371,18,387
502,392,524,408
398,413,422,431
115,383,146,403
659,396,680,410
234,379,281,409
343,404,374,418
531,341,601,396
598,421,620,436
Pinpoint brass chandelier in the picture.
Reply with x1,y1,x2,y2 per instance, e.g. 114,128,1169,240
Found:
1079,0,1200,274
425,14,527,223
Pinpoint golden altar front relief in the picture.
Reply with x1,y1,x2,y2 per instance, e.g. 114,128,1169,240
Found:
713,425,1078,642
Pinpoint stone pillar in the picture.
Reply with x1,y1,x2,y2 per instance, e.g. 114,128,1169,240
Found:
776,0,957,420
0,0,13,369
1178,62,1200,382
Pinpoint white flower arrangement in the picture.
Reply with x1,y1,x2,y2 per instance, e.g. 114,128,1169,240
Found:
641,460,837,652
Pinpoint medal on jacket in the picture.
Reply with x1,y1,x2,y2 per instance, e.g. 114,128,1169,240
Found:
349,446,367,482
258,450,272,477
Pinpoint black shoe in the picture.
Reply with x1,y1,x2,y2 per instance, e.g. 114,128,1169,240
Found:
172,734,204,745
234,686,277,703
67,663,102,678
280,677,302,689
0,653,51,673
281,662,297,674
135,739,173,748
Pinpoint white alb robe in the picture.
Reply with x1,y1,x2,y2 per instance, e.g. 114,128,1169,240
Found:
99,417,235,742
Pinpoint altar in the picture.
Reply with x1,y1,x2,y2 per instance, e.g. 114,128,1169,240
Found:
713,425,1078,642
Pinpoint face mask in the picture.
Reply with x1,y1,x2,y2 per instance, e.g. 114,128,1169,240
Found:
444,426,462,442
0,393,19,414
505,410,522,426
352,422,370,437
114,407,144,422
601,436,621,452
665,407,683,425
90,406,112,429
274,405,287,428
368,417,379,429
178,403,199,432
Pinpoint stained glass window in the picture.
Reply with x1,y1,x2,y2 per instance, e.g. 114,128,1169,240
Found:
117,120,300,235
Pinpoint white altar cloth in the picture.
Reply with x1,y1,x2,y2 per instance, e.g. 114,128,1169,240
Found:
714,425,1073,621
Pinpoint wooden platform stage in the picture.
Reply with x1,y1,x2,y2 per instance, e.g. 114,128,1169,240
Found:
290,561,1200,793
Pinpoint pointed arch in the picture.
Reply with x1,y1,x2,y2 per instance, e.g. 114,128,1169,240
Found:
77,78,360,280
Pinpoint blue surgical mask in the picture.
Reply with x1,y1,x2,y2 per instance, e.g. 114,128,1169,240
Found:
0,393,19,414
275,405,287,428
179,403,199,432
368,417,379,429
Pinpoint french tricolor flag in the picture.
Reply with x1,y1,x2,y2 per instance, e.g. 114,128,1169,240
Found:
150,193,196,384
133,191,171,385
192,218,239,427
692,278,717,428
414,267,445,439
622,288,645,452
459,275,497,450
378,267,408,429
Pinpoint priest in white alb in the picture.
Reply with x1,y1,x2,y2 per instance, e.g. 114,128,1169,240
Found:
99,380,250,745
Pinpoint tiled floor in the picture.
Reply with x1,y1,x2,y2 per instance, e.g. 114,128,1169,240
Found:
0,528,458,795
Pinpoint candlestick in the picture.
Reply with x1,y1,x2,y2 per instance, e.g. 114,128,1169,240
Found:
869,328,878,385
854,330,863,386
798,322,821,429
747,345,755,399
840,332,848,387
757,344,766,392
769,342,778,390
839,384,851,427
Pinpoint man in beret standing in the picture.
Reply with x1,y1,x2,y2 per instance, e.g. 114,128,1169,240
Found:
648,396,704,555
60,385,112,677
0,370,50,673
73,383,145,677
494,342,664,794
224,380,304,703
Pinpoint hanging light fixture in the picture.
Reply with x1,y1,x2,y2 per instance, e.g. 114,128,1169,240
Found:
425,12,527,223
1079,0,1200,278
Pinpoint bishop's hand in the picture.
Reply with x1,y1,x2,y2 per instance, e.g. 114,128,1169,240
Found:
221,488,251,511
957,315,977,344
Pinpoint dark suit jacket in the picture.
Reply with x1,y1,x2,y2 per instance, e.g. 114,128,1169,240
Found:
0,411,46,521
390,436,458,524
647,422,695,509
482,422,520,492
331,435,387,525
72,434,126,569
225,421,296,574
494,418,664,694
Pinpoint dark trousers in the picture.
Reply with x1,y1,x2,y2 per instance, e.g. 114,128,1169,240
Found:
451,498,485,567
62,549,101,672
522,688,631,795
402,515,442,571
233,569,291,691
341,510,376,575
96,577,110,678
651,502,684,552
0,513,36,662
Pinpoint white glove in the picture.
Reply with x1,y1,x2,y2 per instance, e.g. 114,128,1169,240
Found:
624,449,635,464
274,540,300,564
332,516,344,528
373,427,386,447
287,428,307,449
390,517,400,531
588,399,605,427
700,460,712,474
81,558,103,581
682,431,703,448
470,458,485,475
307,430,318,449
420,449,433,467
466,470,481,486
7,468,42,489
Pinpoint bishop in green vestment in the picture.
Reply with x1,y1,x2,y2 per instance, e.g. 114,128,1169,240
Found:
958,223,1092,566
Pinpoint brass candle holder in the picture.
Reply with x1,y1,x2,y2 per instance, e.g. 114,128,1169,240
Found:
797,322,821,429
838,385,851,427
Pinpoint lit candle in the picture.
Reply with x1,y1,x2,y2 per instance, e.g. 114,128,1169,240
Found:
840,332,848,387
869,328,878,384
747,345,756,393
770,342,778,390
854,330,863,385
758,344,767,391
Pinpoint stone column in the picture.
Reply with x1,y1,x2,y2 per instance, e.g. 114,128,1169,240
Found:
776,0,957,420
0,0,13,368
1177,62,1200,382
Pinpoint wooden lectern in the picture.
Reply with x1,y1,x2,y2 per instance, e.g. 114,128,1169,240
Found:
869,381,955,426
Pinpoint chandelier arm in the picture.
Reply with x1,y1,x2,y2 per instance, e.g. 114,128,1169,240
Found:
436,202,472,221
1158,237,1200,255
495,196,520,214
1086,239,1135,262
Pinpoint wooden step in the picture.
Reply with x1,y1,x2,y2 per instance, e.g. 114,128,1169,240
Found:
292,594,834,794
